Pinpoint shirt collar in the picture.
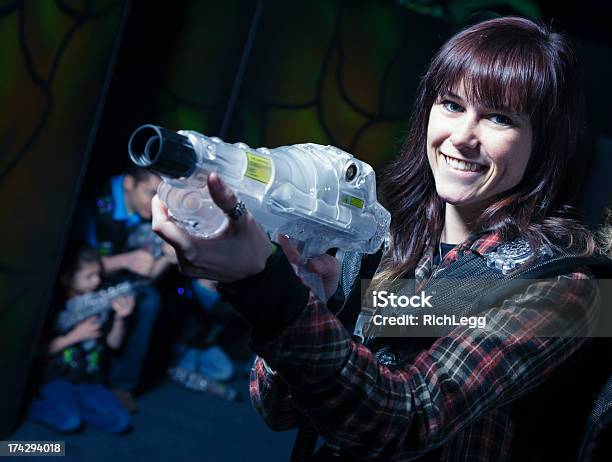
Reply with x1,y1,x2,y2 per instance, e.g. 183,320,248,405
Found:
110,175,141,226
416,230,505,284
442,230,503,264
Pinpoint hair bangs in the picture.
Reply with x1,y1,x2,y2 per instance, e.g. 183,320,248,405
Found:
429,28,556,118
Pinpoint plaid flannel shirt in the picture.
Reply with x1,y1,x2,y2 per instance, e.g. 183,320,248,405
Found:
243,232,598,461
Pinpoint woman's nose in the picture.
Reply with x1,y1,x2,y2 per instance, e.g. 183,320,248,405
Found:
450,117,479,150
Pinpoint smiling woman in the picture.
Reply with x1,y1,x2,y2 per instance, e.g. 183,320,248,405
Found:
151,16,612,462
378,16,593,282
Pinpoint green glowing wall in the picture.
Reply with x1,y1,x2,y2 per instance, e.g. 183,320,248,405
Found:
154,0,455,168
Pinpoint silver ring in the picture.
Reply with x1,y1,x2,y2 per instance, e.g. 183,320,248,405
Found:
226,200,247,221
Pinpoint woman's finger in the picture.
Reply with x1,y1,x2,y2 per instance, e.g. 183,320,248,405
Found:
208,173,238,214
207,172,257,235
151,195,193,249
308,254,338,277
308,254,341,300
276,234,301,265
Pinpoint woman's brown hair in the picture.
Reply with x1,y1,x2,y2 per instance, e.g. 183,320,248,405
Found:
376,16,594,283
597,209,612,257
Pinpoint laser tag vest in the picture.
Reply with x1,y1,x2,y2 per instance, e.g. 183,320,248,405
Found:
306,238,612,461
42,301,112,384
93,182,141,258
94,180,153,255
335,238,612,366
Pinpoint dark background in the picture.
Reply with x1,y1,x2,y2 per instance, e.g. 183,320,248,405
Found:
1,0,611,459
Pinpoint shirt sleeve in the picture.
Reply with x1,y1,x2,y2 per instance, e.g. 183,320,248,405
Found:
250,356,302,431
248,267,598,460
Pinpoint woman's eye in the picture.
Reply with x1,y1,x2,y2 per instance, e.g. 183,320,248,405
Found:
490,114,513,126
442,100,463,113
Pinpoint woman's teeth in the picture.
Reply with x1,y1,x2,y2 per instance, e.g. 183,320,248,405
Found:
442,154,484,172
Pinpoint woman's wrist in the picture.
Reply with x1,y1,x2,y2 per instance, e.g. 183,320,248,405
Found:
217,244,309,340
242,239,275,280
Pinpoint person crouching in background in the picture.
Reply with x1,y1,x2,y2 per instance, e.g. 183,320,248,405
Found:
28,242,134,434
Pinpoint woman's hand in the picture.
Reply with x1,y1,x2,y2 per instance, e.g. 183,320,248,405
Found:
276,234,340,301
111,295,135,319
162,242,178,264
152,173,273,282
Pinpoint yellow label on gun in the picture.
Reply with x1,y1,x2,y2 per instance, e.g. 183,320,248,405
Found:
341,194,364,209
245,151,272,185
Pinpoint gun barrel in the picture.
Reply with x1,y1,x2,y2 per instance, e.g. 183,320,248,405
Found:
129,124,197,179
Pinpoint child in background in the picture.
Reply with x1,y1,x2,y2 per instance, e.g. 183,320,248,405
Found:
28,243,134,433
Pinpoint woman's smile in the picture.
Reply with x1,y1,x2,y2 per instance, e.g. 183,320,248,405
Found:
439,152,487,174
427,84,532,209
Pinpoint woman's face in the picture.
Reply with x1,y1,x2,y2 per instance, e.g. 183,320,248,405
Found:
426,84,533,211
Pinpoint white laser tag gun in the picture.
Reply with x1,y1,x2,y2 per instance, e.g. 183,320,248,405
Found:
55,281,142,333
128,125,390,297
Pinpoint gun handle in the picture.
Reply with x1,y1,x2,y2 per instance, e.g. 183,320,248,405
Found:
158,180,228,239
